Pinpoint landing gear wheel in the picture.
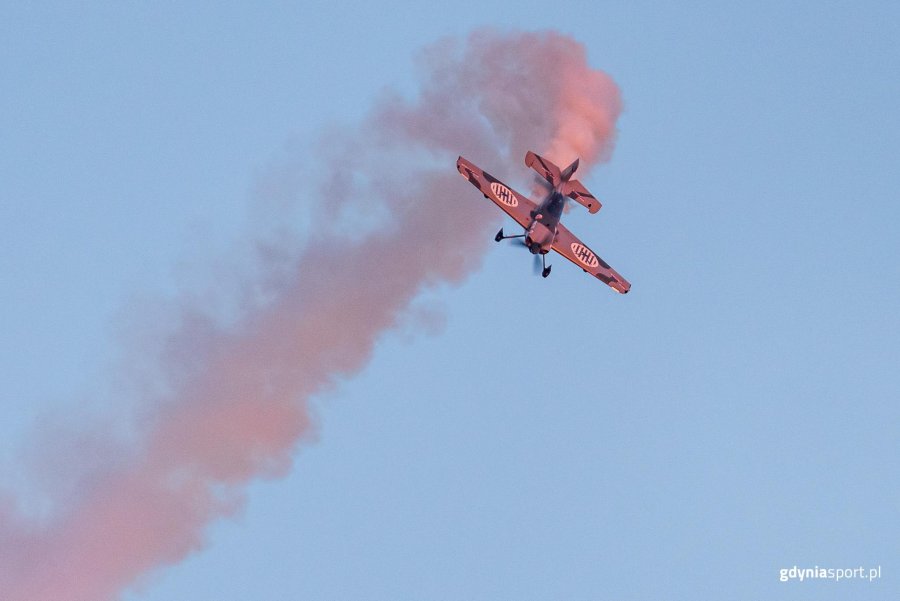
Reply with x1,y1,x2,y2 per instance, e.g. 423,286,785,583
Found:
540,253,551,278
494,228,504,242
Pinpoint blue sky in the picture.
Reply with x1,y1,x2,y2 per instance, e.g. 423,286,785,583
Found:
2,2,898,600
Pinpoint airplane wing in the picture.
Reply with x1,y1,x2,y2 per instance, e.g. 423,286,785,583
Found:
552,222,631,293
457,156,537,229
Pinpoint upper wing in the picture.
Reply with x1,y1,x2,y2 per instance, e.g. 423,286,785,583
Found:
552,222,631,293
457,156,537,229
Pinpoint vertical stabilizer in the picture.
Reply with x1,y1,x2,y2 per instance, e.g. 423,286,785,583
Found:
560,158,579,182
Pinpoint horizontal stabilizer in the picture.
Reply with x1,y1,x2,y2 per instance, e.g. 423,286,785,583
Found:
562,179,601,214
524,151,561,186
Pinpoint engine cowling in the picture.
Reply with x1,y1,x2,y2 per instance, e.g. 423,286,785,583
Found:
525,220,553,254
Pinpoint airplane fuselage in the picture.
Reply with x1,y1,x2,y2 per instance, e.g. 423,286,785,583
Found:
524,188,566,255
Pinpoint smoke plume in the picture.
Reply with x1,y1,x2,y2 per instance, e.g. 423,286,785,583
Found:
0,29,621,600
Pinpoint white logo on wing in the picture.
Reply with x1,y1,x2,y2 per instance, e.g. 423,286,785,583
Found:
489,182,518,207
570,243,599,268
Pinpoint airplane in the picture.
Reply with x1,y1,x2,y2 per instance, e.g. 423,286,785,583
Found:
457,151,631,293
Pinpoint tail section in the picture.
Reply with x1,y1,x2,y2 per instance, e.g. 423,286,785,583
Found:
560,158,579,182
562,179,601,213
525,151,601,214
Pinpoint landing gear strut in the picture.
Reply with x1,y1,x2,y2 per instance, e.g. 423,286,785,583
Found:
541,254,552,278
494,228,524,242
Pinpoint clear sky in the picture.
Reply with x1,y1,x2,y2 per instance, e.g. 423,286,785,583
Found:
2,2,898,600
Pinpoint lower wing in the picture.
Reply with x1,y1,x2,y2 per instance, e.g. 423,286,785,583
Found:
552,223,631,293
457,156,537,229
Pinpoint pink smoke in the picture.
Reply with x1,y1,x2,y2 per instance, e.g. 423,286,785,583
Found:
0,29,621,601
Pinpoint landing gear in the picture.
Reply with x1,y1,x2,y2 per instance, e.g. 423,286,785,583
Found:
494,228,525,243
493,228,550,278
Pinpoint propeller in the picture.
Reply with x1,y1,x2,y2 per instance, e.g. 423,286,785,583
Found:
503,236,540,275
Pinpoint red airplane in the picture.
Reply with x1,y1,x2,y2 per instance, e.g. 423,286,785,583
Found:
457,151,631,293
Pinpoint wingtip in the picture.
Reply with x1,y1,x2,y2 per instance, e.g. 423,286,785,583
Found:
610,279,631,294
456,156,474,180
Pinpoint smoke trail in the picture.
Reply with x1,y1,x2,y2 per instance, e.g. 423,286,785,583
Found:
0,29,621,601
